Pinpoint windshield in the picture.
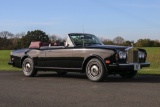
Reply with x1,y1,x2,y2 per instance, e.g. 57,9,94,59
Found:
69,33,103,47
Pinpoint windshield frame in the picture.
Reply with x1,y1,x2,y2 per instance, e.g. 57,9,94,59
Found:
68,33,103,47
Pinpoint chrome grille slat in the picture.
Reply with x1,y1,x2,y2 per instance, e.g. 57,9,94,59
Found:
127,48,139,63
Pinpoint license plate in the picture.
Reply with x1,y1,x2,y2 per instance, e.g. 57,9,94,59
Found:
134,64,140,70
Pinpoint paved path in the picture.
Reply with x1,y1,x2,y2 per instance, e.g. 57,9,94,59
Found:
0,71,160,107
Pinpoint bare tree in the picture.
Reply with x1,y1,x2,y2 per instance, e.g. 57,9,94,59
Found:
0,31,14,49
102,39,114,45
15,32,26,38
113,36,125,44
49,34,58,43
11,32,26,49
49,34,66,46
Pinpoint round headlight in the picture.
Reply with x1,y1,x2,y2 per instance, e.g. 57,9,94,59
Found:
119,51,127,59
139,51,145,59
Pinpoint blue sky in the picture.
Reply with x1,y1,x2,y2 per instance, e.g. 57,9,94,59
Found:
0,0,160,41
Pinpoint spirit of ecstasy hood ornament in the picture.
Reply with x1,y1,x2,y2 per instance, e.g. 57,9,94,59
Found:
131,43,134,47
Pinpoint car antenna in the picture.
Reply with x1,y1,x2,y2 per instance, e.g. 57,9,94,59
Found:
82,25,85,47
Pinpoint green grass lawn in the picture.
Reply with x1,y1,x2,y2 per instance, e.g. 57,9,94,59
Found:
0,50,21,71
0,48,160,74
138,47,160,75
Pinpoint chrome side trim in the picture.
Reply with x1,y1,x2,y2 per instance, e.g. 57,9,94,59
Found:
35,66,82,70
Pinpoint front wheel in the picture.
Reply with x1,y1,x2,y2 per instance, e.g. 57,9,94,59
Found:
119,70,137,79
86,58,107,82
22,58,37,77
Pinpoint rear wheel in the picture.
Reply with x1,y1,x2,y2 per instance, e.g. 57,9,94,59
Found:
22,58,37,77
86,58,107,82
119,70,137,79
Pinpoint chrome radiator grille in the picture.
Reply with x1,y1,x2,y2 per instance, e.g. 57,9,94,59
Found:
127,48,139,63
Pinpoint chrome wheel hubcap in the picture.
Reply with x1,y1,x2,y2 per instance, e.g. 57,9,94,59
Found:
23,63,32,75
90,65,99,76
86,59,104,81
26,63,31,68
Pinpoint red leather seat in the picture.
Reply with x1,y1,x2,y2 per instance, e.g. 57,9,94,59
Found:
29,41,41,49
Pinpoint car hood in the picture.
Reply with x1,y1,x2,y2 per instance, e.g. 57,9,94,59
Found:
87,45,129,51
12,48,30,54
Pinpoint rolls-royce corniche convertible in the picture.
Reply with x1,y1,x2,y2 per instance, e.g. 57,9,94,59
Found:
8,33,150,82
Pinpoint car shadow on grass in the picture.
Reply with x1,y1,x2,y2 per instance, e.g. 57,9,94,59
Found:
35,71,160,83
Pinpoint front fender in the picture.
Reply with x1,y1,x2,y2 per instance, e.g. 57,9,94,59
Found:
82,54,107,72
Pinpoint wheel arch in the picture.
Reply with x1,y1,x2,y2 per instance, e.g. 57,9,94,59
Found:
82,55,108,72
21,55,32,68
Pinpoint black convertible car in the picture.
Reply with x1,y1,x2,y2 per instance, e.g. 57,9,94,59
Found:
8,33,150,82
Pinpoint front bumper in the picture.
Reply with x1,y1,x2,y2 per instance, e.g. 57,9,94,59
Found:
8,61,14,65
109,62,150,71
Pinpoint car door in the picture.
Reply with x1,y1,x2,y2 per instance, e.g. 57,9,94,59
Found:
72,47,85,68
36,50,46,67
45,47,73,68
